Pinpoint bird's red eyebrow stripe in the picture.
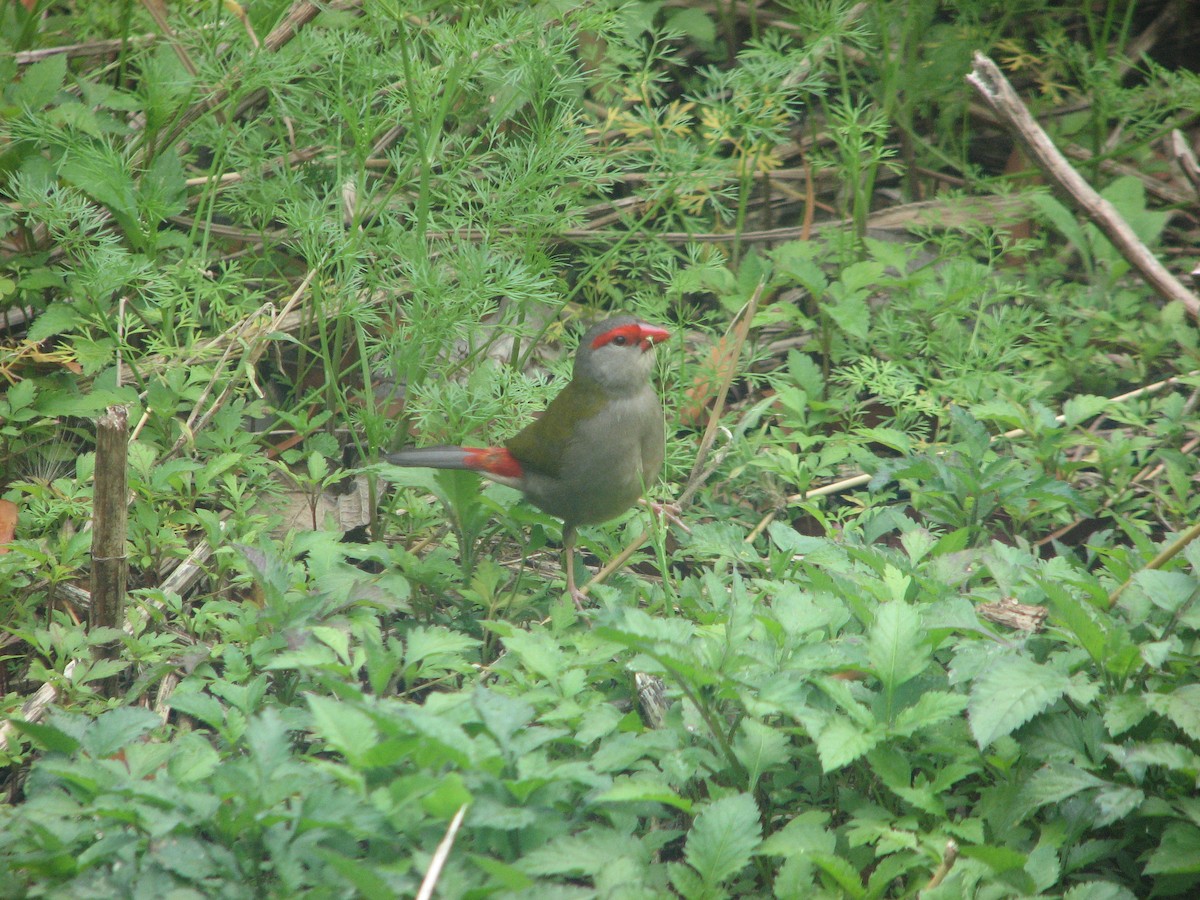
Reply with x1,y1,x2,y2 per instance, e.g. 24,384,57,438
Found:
464,447,523,478
591,323,670,350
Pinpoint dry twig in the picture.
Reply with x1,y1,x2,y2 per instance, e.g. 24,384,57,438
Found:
966,53,1199,320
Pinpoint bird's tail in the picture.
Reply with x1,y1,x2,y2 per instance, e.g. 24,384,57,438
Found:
383,446,477,469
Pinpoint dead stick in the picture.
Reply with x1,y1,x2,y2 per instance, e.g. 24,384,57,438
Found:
90,406,130,697
966,53,1199,320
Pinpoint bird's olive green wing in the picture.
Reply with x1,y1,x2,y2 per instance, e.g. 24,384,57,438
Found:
505,378,605,478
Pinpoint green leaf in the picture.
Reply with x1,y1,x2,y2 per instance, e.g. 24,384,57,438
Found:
1023,762,1104,811
890,691,969,736
774,242,828,295
815,717,881,772
827,291,870,340
1025,843,1060,892
137,148,188,224
468,854,535,892
839,260,886,293
11,53,67,107
1115,741,1200,779
315,848,403,900
1146,684,1200,742
421,773,472,819
60,144,138,225
312,626,351,664
0,377,37,421
684,793,761,887
665,8,716,45
969,654,1070,747
473,687,534,752
1032,192,1091,270
82,706,162,758
166,733,221,783
167,691,227,731
522,829,651,877
959,843,1030,872
596,776,693,812
1100,176,1168,249
500,629,565,681
1133,570,1198,614
3,718,81,754
1104,693,1149,737
868,600,927,691
668,861,706,898
1144,822,1200,874
403,625,477,672
1094,784,1144,827
808,852,866,898
307,695,378,764
26,302,80,343
1061,394,1110,427
733,719,790,791
1062,882,1137,900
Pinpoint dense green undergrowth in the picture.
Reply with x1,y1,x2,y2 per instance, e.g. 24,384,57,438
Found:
2,0,1200,896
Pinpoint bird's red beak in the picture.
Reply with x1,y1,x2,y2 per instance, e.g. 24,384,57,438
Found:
637,324,670,351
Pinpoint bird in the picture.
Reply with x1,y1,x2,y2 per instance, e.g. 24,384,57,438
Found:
384,314,671,607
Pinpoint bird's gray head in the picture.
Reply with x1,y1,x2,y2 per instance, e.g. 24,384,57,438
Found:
574,315,670,394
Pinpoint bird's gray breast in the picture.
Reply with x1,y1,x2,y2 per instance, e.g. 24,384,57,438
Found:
524,388,664,526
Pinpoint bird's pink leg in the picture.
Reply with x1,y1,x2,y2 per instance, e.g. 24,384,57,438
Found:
639,499,691,534
562,524,588,610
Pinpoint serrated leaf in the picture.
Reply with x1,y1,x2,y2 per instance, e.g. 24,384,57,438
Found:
1094,785,1144,827
314,849,398,900
1144,822,1200,874
404,625,477,670
1024,762,1105,811
60,144,138,224
891,691,969,736
827,292,869,340
1061,394,1110,427
758,810,835,857
768,521,829,556
1063,882,1137,900
1116,741,1200,779
664,8,715,44
596,776,692,812
808,852,867,898
307,695,378,764
12,53,67,107
1146,684,1200,742
500,629,564,681
473,687,533,752
1104,693,1149,737
27,302,81,343
1133,570,1198,614
521,829,646,877
167,734,220,784
684,793,761,887
869,600,927,691
1032,193,1091,269
969,654,1070,747
1100,176,1168,248
82,706,162,758
815,717,881,772
668,861,706,897
167,691,227,731
1025,843,1060,892
733,719,790,790
839,260,886,293
3,718,81,754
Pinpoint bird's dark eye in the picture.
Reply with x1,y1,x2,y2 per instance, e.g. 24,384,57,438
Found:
612,336,627,345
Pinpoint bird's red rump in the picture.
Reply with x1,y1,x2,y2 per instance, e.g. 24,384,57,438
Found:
591,322,670,352
464,446,523,478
